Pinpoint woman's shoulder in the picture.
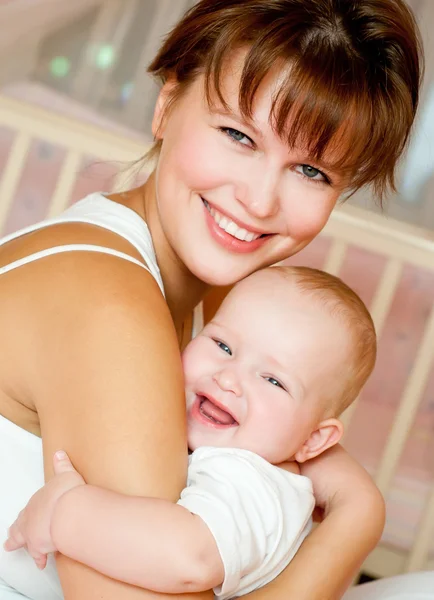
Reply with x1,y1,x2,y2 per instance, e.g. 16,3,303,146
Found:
0,189,163,292
12,218,169,331
0,203,175,440
0,196,173,393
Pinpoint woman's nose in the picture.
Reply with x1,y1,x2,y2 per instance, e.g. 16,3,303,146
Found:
236,168,280,220
213,368,242,397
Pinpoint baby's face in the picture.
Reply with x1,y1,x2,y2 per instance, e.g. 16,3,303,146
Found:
183,271,351,463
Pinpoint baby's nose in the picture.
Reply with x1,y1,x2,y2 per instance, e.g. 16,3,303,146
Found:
213,368,242,396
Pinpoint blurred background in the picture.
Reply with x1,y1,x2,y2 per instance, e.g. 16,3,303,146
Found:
1,0,434,583
2,0,434,227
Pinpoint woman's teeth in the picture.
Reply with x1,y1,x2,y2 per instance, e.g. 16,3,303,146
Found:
203,199,262,242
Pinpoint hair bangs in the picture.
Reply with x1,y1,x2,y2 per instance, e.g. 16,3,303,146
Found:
149,0,423,201
202,28,382,192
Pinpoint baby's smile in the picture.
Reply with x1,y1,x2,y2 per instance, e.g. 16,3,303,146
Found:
191,394,239,429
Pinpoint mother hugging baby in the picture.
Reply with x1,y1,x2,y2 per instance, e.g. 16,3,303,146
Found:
0,1,423,599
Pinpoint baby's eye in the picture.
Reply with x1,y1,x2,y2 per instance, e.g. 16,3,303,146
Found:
213,339,232,355
264,376,285,390
220,127,253,147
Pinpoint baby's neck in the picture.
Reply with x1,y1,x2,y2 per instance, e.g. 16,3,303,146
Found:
188,444,300,473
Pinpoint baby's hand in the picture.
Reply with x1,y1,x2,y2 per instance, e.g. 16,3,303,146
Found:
4,451,85,570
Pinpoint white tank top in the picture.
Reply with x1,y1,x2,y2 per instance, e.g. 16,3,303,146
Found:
0,193,165,599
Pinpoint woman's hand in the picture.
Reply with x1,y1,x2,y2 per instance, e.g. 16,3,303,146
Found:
4,451,85,569
298,444,385,596
301,443,385,525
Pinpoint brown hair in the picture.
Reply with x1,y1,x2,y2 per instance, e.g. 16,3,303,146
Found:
269,265,377,415
148,0,423,201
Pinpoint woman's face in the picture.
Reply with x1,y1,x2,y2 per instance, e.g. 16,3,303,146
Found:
153,55,348,286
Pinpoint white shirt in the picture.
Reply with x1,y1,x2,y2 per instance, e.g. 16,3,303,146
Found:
178,447,314,600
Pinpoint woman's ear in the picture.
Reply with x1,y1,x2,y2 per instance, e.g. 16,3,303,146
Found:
152,79,178,140
294,419,344,463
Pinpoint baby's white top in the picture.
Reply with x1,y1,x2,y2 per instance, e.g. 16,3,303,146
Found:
180,448,314,600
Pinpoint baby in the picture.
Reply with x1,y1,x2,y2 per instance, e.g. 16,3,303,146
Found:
5,266,377,599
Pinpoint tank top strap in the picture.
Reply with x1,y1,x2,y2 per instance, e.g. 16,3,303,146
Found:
0,219,57,249
0,194,165,296
0,244,164,295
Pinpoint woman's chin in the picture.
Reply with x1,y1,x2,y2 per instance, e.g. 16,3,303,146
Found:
181,226,293,286
197,271,247,287
189,259,269,287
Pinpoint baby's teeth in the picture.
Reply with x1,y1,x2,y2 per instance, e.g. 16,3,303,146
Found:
245,231,257,242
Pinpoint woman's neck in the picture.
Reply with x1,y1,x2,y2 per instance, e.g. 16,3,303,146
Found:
118,177,209,330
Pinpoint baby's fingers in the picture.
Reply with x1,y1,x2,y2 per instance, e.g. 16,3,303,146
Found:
28,546,48,570
4,521,26,552
53,450,78,476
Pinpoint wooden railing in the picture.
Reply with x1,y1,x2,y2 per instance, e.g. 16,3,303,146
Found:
322,205,434,576
1,93,434,578
0,94,148,228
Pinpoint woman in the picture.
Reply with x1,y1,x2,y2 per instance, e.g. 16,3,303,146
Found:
0,0,423,599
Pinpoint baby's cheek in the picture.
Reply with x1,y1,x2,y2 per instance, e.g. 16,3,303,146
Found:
181,338,202,376
249,409,282,446
265,408,301,451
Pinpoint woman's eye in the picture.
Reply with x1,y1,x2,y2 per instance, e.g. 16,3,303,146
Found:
221,127,253,147
296,164,329,184
214,339,232,355
264,376,285,390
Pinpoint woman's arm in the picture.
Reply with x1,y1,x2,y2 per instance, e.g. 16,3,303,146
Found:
244,445,385,600
24,249,213,600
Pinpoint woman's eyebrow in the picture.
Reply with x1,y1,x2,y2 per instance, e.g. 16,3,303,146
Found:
286,144,337,172
211,106,263,139
212,105,347,178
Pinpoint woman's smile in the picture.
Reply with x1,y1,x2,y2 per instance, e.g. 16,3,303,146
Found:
202,198,273,254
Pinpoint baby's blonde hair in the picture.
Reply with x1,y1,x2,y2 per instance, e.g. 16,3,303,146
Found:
268,265,377,415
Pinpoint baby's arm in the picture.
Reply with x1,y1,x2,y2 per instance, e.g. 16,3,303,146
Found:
6,452,224,594
7,448,312,599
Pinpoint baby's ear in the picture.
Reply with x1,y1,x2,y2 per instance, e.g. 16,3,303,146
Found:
294,419,343,463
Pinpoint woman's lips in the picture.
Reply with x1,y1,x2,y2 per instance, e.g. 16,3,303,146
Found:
202,198,272,254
